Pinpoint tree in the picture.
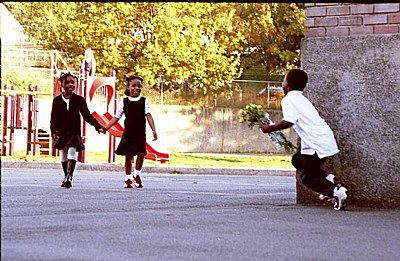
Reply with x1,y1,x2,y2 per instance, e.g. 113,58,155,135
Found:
4,2,305,100
233,3,305,80
137,3,243,97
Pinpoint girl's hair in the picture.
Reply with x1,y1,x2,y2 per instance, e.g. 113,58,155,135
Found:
124,75,144,96
59,72,78,87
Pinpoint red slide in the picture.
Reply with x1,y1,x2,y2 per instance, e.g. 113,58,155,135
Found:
92,111,170,163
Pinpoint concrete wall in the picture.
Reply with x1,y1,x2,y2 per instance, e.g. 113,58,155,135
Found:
301,3,400,208
83,105,297,155
147,105,297,154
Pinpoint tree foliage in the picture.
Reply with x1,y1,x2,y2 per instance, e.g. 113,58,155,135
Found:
3,2,304,97
233,3,305,80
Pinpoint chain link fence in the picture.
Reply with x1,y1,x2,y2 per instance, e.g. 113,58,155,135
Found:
141,79,283,109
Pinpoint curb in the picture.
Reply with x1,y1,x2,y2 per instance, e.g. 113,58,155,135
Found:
1,161,296,176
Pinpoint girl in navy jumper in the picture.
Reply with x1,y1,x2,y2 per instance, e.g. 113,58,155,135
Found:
50,72,104,188
102,75,158,188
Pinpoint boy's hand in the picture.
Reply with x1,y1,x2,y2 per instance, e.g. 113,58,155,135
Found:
259,123,273,133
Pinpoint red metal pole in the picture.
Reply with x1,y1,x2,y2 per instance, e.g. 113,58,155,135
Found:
26,84,33,155
9,85,16,156
52,68,58,156
78,70,87,163
32,85,39,156
112,77,117,163
2,84,9,156
15,93,22,129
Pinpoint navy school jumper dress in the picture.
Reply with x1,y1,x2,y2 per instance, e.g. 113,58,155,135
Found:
115,97,147,157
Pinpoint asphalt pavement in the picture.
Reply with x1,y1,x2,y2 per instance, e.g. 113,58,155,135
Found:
2,164,400,261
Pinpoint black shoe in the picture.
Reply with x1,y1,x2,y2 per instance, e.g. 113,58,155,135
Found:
61,177,67,187
64,180,72,188
62,175,72,189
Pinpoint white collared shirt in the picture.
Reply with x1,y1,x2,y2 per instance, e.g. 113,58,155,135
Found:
114,96,151,119
281,90,339,158
61,95,70,111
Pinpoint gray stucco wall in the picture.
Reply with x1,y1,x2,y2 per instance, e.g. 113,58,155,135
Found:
300,34,400,208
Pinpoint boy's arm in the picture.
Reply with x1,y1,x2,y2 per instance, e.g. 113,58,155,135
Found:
259,120,293,133
146,113,158,141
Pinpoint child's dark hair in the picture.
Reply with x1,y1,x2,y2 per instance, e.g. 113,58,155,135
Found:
59,72,78,86
286,69,308,91
124,75,144,96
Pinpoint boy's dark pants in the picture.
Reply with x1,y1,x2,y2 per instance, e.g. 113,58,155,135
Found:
291,149,335,197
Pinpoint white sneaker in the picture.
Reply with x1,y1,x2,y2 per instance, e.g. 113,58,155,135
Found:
333,185,348,211
133,175,143,188
124,176,133,188
326,174,335,184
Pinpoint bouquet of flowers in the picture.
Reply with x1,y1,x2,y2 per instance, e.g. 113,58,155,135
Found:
239,104,296,154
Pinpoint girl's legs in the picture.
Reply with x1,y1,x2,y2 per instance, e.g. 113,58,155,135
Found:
67,147,77,180
135,153,144,173
124,155,134,188
60,148,68,187
133,153,145,188
59,147,77,188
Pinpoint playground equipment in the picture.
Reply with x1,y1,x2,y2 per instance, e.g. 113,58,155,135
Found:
1,68,169,163
1,83,51,156
92,111,170,163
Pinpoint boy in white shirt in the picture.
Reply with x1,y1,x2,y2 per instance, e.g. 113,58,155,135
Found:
259,69,349,210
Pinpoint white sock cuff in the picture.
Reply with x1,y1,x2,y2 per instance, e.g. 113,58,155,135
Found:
326,174,335,183
125,174,132,180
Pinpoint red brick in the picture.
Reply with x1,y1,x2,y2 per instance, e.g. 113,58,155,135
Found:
316,3,338,7
305,7,327,18
388,13,400,24
315,17,338,27
327,6,350,16
305,18,315,27
349,26,374,35
350,4,374,15
363,14,388,25
374,25,399,34
374,4,400,13
326,27,349,37
305,28,326,37
339,16,363,26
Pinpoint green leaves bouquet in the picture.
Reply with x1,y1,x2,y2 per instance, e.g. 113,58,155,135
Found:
239,104,296,154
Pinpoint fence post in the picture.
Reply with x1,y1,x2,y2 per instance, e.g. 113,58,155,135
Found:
26,84,33,156
78,70,87,163
32,85,39,156
9,85,16,156
2,84,9,156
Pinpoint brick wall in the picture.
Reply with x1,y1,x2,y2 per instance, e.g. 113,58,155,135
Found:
305,3,400,37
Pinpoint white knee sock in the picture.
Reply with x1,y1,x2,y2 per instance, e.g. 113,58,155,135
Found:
133,169,141,177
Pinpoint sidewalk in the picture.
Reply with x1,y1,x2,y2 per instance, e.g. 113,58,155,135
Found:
1,160,296,176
